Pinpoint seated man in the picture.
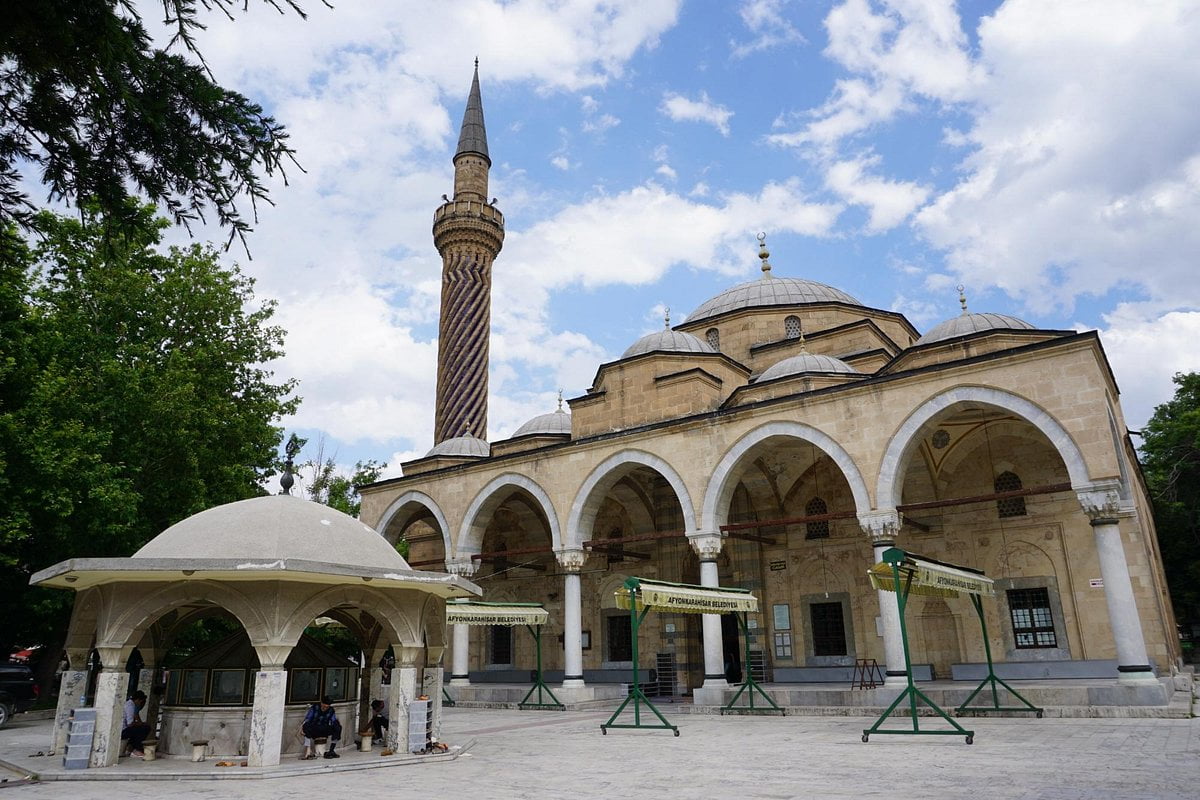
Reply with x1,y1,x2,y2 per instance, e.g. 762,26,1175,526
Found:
367,699,388,744
121,690,152,759
300,696,342,760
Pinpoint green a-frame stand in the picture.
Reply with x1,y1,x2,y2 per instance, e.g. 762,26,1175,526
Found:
600,578,678,735
954,594,1043,717
518,623,564,711
721,611,783,715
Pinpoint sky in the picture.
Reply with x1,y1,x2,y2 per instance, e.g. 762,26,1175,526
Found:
144,0,1200,487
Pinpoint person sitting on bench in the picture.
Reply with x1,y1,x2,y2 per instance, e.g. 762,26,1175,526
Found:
121,690,152,759
366,699,388,744
300,696,342,759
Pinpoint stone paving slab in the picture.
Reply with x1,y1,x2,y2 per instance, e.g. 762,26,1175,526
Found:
2,706,1198,799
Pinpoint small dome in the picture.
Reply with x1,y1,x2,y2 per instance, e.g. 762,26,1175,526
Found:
916,312,1036,346
426,434,490,458
758,352,861,382
688,276,862,325
133,494,409,570
622,329,717,359
513,409,571,437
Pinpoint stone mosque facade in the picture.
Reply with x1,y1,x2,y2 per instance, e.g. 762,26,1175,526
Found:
359,69,1182,705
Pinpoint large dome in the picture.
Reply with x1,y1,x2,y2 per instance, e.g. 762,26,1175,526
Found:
916,312,1036,346
758,352,861,382
133,494,410,570
513,408,571,437
622,329,717,359
688,276,862,325
426,434,490,458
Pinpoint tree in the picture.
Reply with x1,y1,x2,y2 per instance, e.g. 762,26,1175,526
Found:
1139,372,1200,637
300,436,385,519
1,1,319,249
0,202,298,672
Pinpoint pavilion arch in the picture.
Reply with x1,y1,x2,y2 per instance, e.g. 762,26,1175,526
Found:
701,421,870,532
875,386,1092,511
277,584,425,649
566,450,697,549
95,580,270,650
376,490,453,560
457,473,563,558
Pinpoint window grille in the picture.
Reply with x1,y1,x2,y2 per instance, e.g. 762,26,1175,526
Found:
489,626,513,665
810,602,847,656
805,496,829,539
784,315,802,339
606,614,633,661
1007,588,1057,648
706,328,720,349
995,471,1027,517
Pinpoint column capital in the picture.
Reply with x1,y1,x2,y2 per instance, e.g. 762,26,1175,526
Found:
686,531,724,560
1076,480,1130,523
446,557,479,578
858,510,901,542
555,547,588,573
395,645,423,667
253,644,292,671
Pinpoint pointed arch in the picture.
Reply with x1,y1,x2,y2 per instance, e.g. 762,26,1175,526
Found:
701,422,870,532
376,490,453,562
875,386,1091,511
457,473,562,558
566,450,697,549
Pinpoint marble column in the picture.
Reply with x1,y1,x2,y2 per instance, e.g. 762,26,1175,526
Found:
689,533,727,694
247,669,287,767
89,647,130,768
447,559,478,686
135,649,160,739
557,548,588,688
1078,484,1157,683
386,646,421,753
859,511,907,687
49,648,90,756
422,663,444,744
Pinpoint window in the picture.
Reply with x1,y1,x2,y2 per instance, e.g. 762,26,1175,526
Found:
706,328,720,349
805,497,829,539
809,602,847,656
209,669,246,705
784,315,802,339
1007,588,1057,648
606,614,633,662
995,471,1027,517
489,626,513,665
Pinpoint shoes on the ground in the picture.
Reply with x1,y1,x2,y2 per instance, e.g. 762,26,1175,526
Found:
300,752,316,760
372,737,384,745
130,751,144,759
324,750,339,759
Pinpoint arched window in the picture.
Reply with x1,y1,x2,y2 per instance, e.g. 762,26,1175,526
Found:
995,471,1027,518
805,496,829,539
706,328,720,349
784,315,802,339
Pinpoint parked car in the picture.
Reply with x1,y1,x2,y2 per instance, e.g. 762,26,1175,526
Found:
0,664,38,728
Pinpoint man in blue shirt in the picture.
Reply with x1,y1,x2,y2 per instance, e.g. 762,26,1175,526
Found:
300,696,342,759
121,690,152,759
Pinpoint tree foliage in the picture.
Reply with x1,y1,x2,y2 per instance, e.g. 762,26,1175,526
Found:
1139,372,1200,632
0,202,298,659
303,449,385,520
0,1,318,249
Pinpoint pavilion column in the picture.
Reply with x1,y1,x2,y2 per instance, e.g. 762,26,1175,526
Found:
860,512,907,687
89,646,131,768
557,548,588,688
135,649,161,737
689,532,728,698
1078,484,1157,683
248,645,291,767
447,560,478,686
361,647,390,737
50,648,91,756
422,649,445,744
386,646,421,754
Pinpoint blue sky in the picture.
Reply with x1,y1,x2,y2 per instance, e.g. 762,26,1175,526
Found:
164,0,1200,486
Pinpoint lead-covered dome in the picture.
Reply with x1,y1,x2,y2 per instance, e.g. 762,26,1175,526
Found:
622,329,716,359
133,494,410,570
758,352,861,382
426,433,490,458
689,276,861,325
513,408,571,437
916,311,1035,346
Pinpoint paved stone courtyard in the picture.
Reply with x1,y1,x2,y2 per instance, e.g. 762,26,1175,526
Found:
3,706,1198,799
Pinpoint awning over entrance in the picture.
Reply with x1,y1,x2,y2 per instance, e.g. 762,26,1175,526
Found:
445,601,549,626
614,578,759,614
867,551,994,598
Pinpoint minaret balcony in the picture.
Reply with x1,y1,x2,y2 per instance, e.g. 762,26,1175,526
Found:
433,200,505,226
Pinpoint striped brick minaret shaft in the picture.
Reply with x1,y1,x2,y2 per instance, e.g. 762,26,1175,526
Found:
432,62,504,444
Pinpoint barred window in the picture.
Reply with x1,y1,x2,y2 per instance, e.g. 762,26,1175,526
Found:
606,614,633,662
489,626,513,665
995,471,1027,518
810,602,847,656
706,328,720,349
805,497,829,539
1007,588,1057,648
784,315,802,339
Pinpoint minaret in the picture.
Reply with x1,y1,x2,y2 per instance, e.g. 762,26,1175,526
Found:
432,62,505,444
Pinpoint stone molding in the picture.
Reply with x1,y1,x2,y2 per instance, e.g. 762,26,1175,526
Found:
857,510,901,542
556,548,588,572
446,558,479,578
687,532,724,560
1076,480,1131,522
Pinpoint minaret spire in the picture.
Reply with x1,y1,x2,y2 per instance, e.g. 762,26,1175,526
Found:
432,64,505,444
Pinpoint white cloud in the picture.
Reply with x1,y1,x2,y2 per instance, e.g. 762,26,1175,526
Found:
823,154,930,232
551,155,571,170
656,164,678,180
731,0,806,59
660,91,734,136
582,113,621,133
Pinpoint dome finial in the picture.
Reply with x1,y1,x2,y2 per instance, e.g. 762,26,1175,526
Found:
798,328,808,353
664,307,671,328
757,232,772,277
957,284,968,315
557,388,564,411
280,433,303,496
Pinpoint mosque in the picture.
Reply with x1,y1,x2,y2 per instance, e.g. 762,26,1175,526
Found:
360,67,1181,707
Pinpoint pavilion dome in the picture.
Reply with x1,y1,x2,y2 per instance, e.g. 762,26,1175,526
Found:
132,494,410,570
758,352,861,382
622,328,716,359
513,408,571,437
916,311,1036,346
425,433,490,458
